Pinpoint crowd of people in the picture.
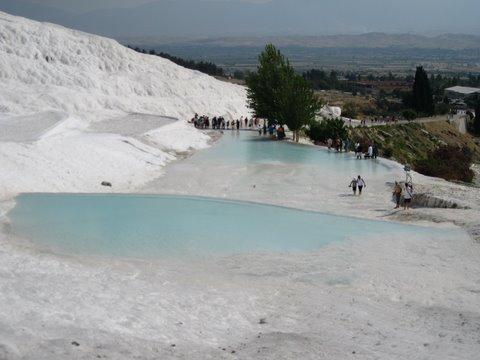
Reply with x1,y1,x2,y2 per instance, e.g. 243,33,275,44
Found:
190,114,265,130
190,114,288,140
326,138,379,160
357,116,399,126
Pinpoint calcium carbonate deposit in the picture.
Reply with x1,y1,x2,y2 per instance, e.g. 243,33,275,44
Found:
0,11,480,360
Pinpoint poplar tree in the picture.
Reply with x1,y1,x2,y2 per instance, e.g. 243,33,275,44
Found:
246,44,321,141
412,66,434,116
246,44,287,124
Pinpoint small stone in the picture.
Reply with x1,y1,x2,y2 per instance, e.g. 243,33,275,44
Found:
352,350,356,354
231,350,236,354
71,341,80,347
259,318,267,325
170,344,176,347
101,181,112,187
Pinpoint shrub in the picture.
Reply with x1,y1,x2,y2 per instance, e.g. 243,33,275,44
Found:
402,109,417,121
342,101,358,119
307,118,347,143
435,102,450,115
414,145,474,183
383,147,393,158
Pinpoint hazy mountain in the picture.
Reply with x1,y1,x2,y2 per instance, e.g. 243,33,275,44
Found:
1,0,479,39
123,33,480,51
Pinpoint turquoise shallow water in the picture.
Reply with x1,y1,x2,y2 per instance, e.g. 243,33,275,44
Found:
194,131,391,177
8,194,459,259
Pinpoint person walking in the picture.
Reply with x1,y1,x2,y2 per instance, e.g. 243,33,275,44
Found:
404,183,413,210
356,143,363,159
393,181,402,209
357,175,366,195
349,178,358,195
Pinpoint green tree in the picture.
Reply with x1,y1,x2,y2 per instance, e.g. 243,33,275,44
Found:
307,118,347,143
246,44,321,141
342,101,358,119
246,44,287,123
276,66,321,142
411,66,434,116
402,109,417,120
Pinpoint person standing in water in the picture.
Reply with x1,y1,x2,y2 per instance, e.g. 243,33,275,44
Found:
367,144,373,158
393,181,402,209
357,175,366,195
403,183,413,210
349,178,358,195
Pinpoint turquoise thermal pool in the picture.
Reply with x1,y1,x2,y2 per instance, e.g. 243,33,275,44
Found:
7,194,460,259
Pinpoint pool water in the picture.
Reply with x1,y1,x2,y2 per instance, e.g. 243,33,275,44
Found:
8,194,458,259
194,131,391,177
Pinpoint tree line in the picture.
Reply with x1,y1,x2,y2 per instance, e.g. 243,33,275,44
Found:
128,46,224,77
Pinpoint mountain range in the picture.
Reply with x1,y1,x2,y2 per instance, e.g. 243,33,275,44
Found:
123,33,480,50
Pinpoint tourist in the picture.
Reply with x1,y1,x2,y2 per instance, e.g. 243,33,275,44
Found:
236,119,240,130
327,138,333,150
372,144,378,159
268,124,276,137
357,175,366,195
367,144,373,158
345,138,351,152
335,138,342,152
349,178,358,195
404,183,413,210
277,125,286,140
356,143,363,159
392,181,402,209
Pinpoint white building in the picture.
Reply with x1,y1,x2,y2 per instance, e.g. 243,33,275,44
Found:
445,86,480,99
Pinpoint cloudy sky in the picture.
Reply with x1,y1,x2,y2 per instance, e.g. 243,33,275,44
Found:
1,0,479,37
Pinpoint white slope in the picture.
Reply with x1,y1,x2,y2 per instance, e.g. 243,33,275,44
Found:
0,11,249,198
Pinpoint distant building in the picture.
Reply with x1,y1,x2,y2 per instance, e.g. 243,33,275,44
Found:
445,86,480,100
319,105,342,119
450,99,475,117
